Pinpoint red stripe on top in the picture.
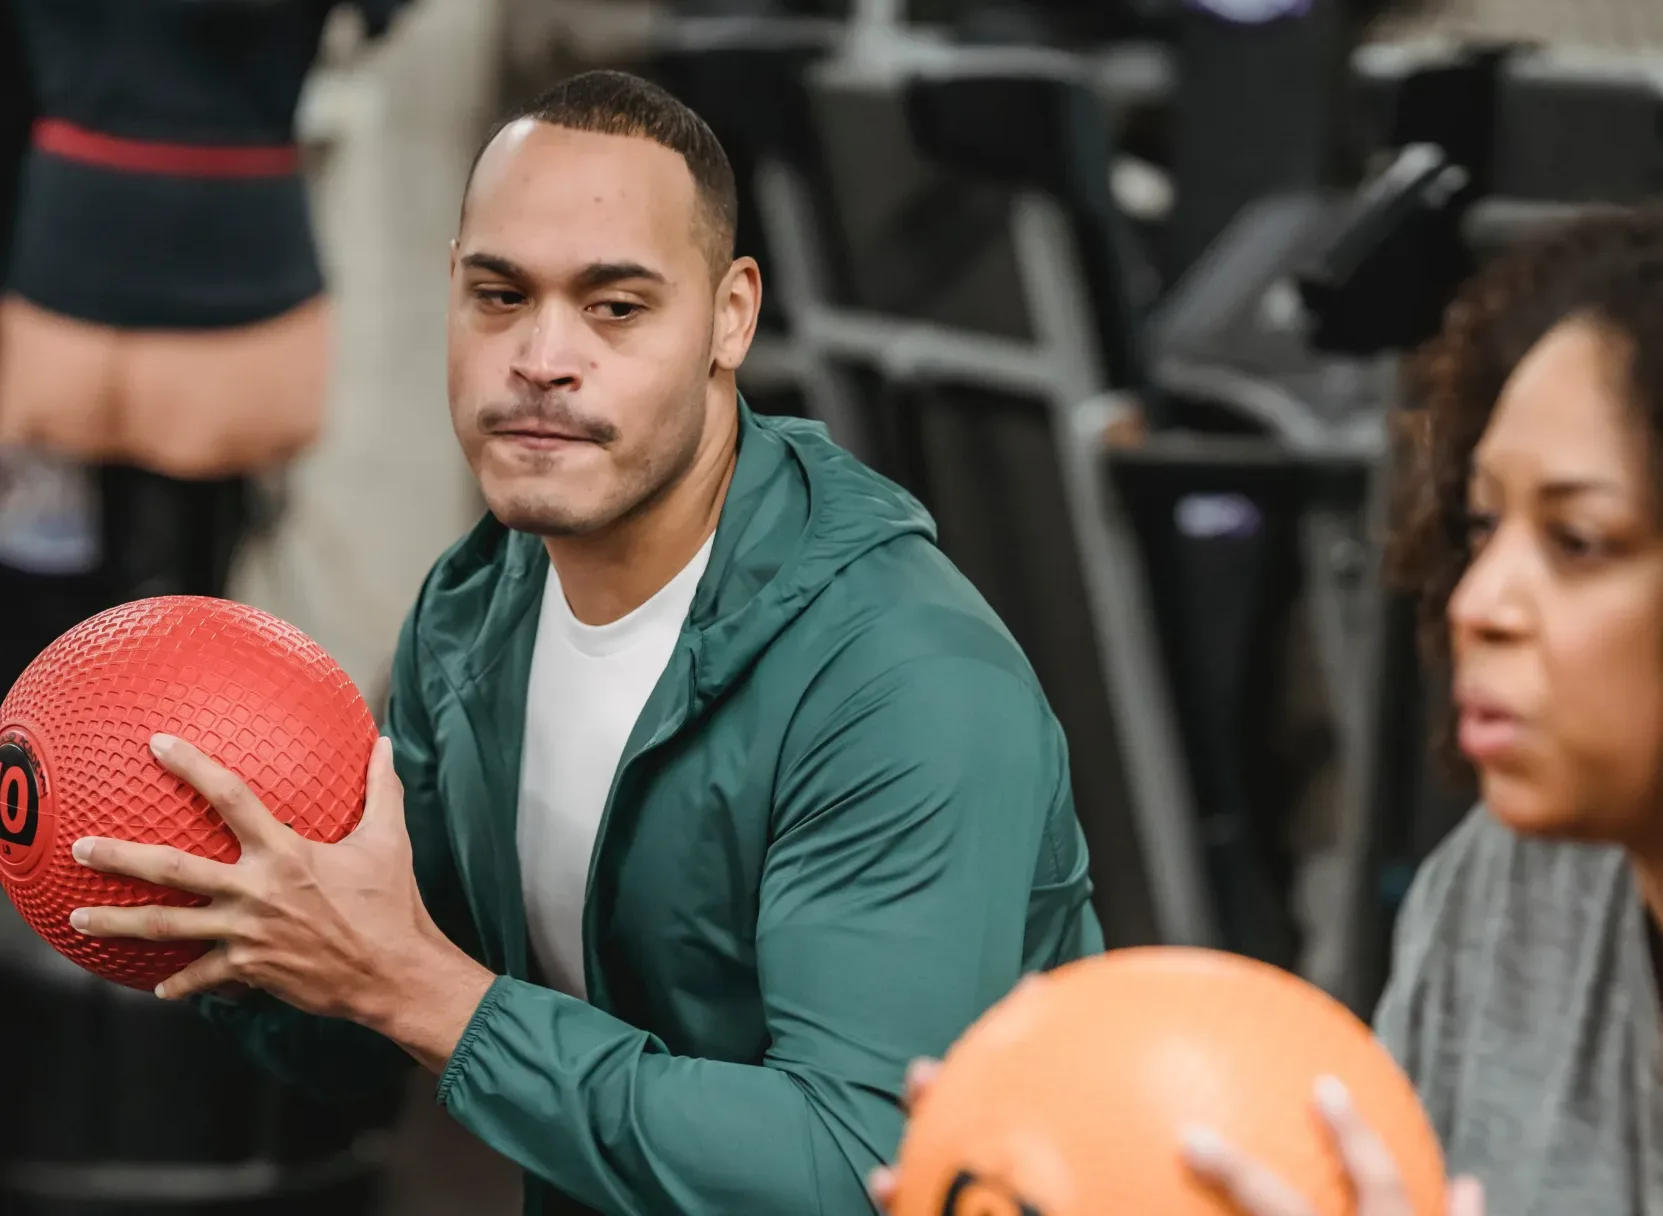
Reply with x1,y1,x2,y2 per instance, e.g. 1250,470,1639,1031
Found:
33,118,300,178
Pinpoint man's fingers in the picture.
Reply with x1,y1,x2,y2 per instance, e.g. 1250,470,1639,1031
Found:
903,1058,941,1113
1313,1077,1408,1214
1183,1126,1316,1216
155,947,239,1001
150,734,284,849
68,902,235,943
71,837,239,897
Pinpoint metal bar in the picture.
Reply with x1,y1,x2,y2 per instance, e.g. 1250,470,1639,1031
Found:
4,1139,387,1204
749,158,875,459
1330,450,1401,1015
1012,193,1220,948
803,310,1056,395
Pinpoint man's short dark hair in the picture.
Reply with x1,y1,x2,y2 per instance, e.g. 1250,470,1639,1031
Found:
464,70,739,272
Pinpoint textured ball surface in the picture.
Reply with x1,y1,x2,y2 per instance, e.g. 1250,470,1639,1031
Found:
0,597,377,991
894,947,1446,1216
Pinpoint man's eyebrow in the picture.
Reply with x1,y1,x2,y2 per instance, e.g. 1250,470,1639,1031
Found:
458,254,670,292
571,261,669,291
459,252,530,281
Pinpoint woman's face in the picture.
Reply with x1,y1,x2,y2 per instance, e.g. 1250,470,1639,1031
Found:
1450,317,1663,849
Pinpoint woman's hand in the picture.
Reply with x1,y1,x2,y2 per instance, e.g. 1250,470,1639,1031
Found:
1182,1076,1484,1216
870,1063,1485,1216
869,1058,941,1212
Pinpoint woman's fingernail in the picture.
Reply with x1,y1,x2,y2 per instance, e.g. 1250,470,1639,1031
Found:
150,734,178,758
1315,1075,1351,1119
68,909,90,933
71,838,93,864
868,1166,895,1200
1449,1176,1485,1214
1181,1125,1226,1171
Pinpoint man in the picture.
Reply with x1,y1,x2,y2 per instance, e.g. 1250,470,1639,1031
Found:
65,71,1103,1216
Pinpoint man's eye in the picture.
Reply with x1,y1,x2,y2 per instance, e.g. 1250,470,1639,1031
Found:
474,288,525,308
591,301,642,321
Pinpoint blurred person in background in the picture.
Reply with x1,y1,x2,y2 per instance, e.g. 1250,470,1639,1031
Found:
66,70,1104,1216
0,0,95,696
0,0,409,694
877,207,1663,1216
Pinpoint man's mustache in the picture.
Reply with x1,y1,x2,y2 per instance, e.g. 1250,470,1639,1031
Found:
477,400,618,444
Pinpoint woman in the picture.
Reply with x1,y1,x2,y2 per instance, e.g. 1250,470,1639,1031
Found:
0,0,407,674
875,205,1663,1216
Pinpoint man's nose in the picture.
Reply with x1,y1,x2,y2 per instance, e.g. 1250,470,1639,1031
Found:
509,308,585,391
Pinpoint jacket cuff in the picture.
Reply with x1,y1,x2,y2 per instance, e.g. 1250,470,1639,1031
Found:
435,974,511,1107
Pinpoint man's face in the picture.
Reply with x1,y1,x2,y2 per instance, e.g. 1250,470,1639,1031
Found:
448,120,738,537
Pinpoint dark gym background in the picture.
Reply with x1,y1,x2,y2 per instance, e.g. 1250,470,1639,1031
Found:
2,0,1661,1212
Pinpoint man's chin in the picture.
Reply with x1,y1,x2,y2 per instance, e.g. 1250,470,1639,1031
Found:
475,465,610,537
486,498,605,538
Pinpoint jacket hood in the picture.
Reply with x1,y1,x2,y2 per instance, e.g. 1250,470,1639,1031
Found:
682,407,935,706
413,403,936,709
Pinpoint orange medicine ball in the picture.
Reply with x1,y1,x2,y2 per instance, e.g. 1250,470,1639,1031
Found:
893,948,1446,1216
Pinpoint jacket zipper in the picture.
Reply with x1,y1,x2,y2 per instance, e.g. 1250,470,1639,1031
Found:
578,644,699,1006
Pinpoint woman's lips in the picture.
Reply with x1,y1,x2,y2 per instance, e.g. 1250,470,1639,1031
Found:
1456,701,1526,763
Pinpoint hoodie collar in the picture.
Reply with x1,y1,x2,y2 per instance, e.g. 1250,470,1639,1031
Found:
446,399,934,698
682,401,934,707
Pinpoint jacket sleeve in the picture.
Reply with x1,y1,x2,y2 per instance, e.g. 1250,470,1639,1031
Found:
437,655,1080,1216
193,605,472,1105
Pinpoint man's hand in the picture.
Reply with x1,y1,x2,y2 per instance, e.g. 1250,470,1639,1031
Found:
68,733,495,1070
871,1058,1486,1216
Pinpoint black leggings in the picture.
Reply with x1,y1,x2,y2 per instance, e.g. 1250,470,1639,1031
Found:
0,467,252,697
97,465,251,602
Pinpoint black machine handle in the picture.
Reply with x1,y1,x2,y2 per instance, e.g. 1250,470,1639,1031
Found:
1295,143,1476,357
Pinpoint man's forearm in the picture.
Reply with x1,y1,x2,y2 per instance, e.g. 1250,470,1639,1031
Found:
434,977,886,1216
358,929,498,1074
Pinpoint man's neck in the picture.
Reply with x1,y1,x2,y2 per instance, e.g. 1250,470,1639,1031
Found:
545,414,738,627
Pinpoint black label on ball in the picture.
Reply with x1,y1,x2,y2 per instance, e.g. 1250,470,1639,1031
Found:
0,739,41,850
941,1172,1044,1216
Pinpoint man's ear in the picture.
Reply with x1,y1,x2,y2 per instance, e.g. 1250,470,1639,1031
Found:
712,256,762,375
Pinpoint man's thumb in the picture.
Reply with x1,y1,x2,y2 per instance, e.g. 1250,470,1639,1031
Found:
353,736,404,837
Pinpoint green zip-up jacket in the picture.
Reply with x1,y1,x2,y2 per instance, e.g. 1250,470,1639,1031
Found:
199,405,1104,1215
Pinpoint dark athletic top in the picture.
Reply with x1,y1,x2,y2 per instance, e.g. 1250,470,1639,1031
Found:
3,0,407,330
0,0,34,283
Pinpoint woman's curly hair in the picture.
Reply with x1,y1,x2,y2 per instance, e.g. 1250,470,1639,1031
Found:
1391,205,1663,773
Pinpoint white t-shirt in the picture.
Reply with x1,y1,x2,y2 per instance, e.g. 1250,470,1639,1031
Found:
516,535,714,999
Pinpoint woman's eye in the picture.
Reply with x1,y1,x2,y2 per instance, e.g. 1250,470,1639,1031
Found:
1464,510,1498,549
1549,524,1605,561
